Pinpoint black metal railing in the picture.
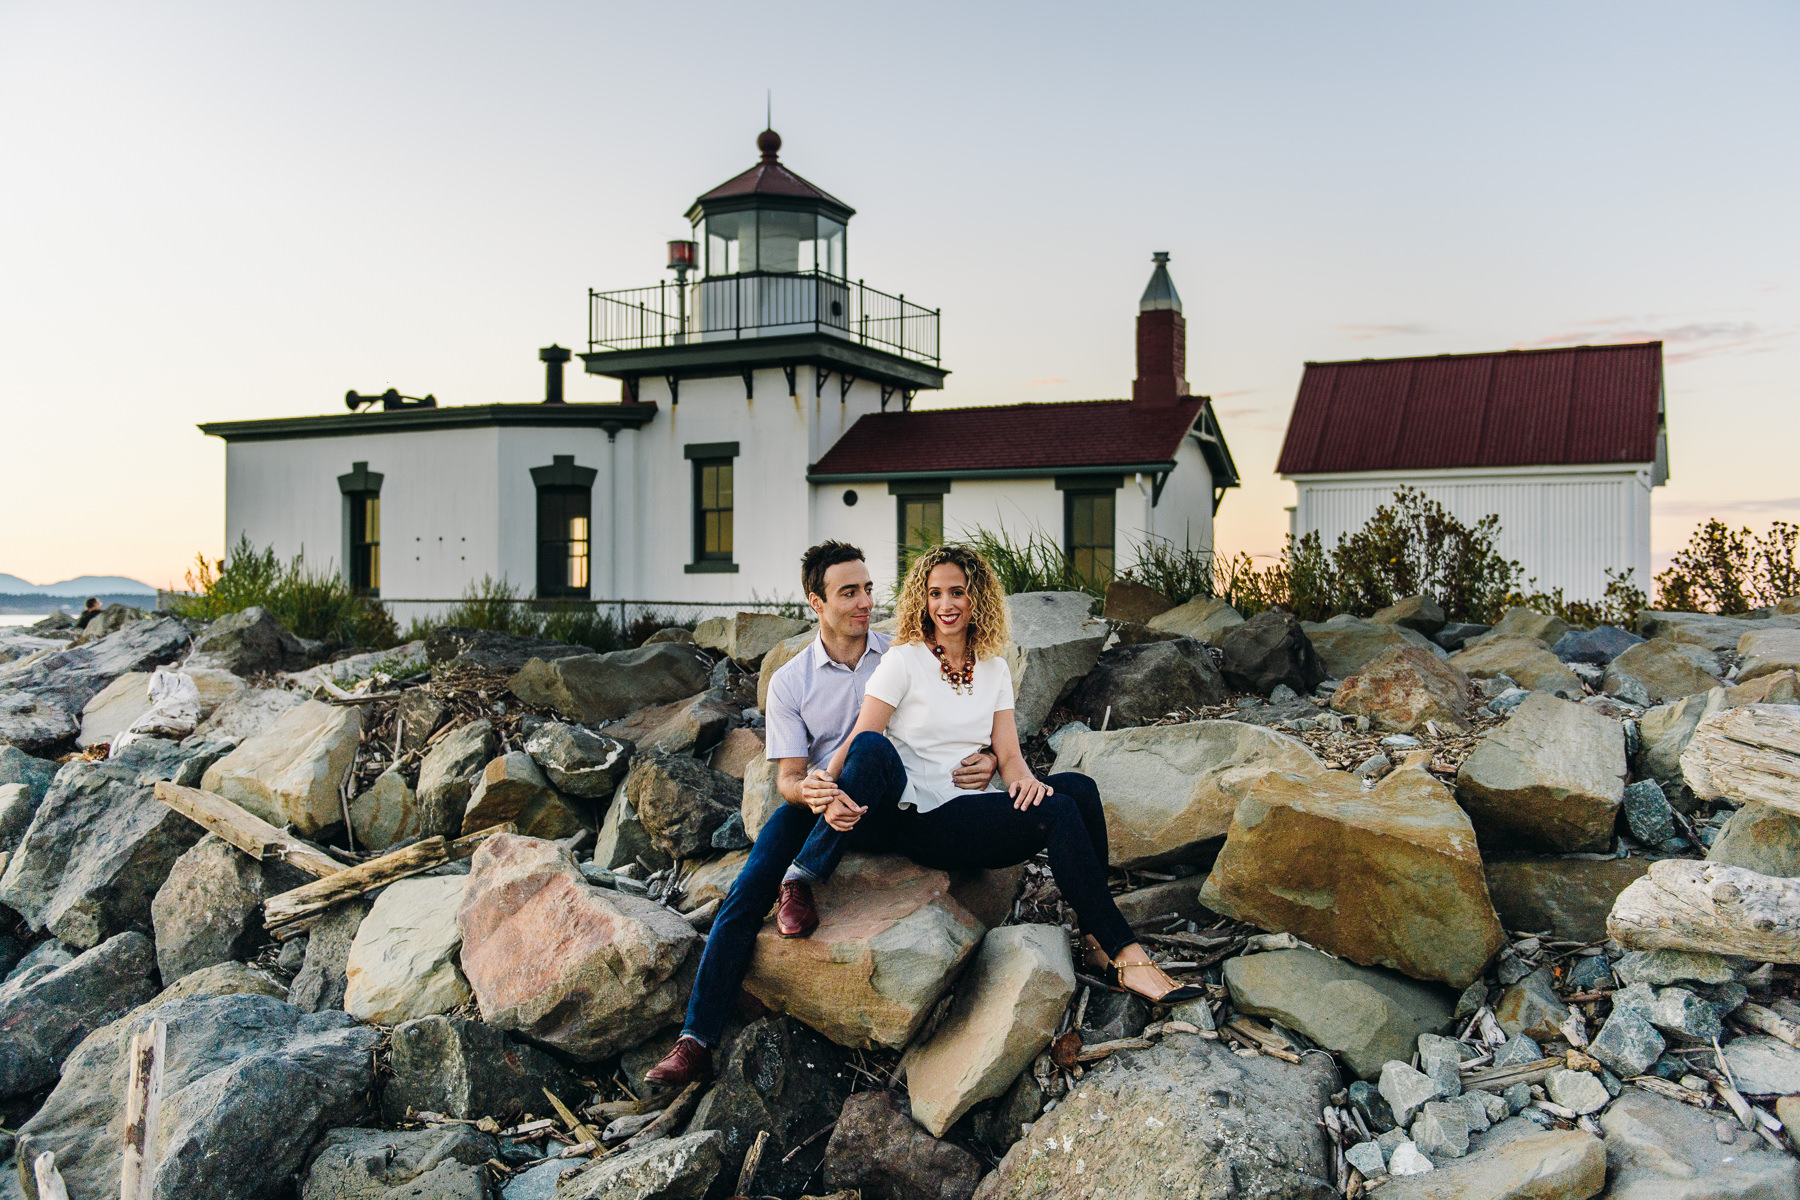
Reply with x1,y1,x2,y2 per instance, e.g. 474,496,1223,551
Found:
588,271,939,365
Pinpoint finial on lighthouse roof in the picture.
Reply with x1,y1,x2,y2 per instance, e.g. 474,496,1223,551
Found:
757,128,781,161
1140,251,1182,313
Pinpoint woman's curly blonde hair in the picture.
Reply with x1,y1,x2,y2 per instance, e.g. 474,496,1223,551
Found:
892,543,1011,660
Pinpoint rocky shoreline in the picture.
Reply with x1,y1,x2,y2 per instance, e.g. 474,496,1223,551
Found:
0,589,1799,1198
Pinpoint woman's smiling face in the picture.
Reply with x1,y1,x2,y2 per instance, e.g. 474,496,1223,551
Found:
926,562,972,639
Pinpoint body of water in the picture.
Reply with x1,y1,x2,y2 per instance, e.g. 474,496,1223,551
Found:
0,614,58,627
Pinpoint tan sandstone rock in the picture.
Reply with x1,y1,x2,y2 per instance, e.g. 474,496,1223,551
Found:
1449,636,1583,697
1332,644,1472,733
740,753,786,840
201,700,363,836
348,765,422,851
1146,595,1245,646
1739,628,1800,684
343,875,471,1025
1481,608,1571,647
1303,615,1440,680
1200,766,1505,988
693,612,812,667
1051,720,1326,868
462,750,586,839
1456,693,1625,853
901,924,1075,1136
709,727,765,779
1603,639,1723,706
458,834,700,1059
757,629,817,712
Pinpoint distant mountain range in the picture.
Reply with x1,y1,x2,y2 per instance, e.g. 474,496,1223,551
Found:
0,574,157,596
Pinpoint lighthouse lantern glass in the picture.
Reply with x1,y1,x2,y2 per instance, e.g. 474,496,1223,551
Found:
700,211,846,279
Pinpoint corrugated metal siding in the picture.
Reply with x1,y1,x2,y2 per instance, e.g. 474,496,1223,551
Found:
1295,471,1651,601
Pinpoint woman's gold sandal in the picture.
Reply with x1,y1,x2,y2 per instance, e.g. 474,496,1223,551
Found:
1103,954,1207,1005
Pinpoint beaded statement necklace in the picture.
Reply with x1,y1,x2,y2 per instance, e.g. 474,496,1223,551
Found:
930,643,976,695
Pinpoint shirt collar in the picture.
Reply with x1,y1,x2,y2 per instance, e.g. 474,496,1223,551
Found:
810,629,888,672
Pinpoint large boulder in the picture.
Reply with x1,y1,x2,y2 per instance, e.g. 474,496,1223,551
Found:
1051,720,1325,867
188,606,309,674
1637,609,1800,652
1378,1128,1606,1200
151,833,307,983
622,751,742,860
738,754,785,841
0,615,191,751
692,611,811,667
1482,607,1571,647
416,719,497,840
1200,765,1506,988
742,854,994,1050
1331,644,1472,733
1455,693,1626,853
975,1036,1337,1199
344,875,471,1025
1448,636,1583,698
1003,592,1108,734
461,750,586,839
200,700,363,837
0,932,157,1099
1103,580,1176,623
1636,673,1800,796
901,924,1075,1136
1223,947,1455,1081
186,684,307,747
380,1014,584,1123
708,727,764,779
508,643,714,724
614,691,735,757
1709,803,1800,876
522,722,632,798
689,1015,857,1197
1371,594,1448,636
0,746,57,806
825,1090,984,1200
1603,639,1723,706
592,790,672,873
1600,1089,1799,1200
1067,637,1225,727
1302,614,1436,680
1223,609,1329,694
0,760,206,948
1483,857,1653,942
1739,627,1800,684
300,1124,495,1200
14,994,380,1200
457,834,700,1059
554,1129,726,1200
423,626,587,673
1554,624,1644,665
756,629,816,712
76,671,154,748
1146,594,1245,645
347,765,422,851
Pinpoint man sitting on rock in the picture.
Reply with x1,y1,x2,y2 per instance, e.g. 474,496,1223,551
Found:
646,540,999,1085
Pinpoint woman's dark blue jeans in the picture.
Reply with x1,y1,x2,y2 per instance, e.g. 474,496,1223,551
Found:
680,731,1134,1047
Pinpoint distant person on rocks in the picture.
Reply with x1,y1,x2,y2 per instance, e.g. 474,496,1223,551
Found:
74,597,102,629
646,541,1200,1087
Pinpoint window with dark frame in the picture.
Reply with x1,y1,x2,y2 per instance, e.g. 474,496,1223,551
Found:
348,492,380,595
896,494,944,576
1065,489,1117,583
694,459,734,562
530,455,596,599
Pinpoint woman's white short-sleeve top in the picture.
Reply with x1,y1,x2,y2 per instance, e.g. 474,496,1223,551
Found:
863,640,1015,813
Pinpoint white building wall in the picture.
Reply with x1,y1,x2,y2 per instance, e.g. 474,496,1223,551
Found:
1288,464,1655,602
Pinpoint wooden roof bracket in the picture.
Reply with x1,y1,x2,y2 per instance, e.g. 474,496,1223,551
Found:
840,372,856,403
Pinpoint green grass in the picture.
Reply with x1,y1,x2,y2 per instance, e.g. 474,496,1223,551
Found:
165,537,399,647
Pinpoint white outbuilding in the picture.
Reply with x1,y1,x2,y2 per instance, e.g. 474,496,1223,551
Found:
201,129,1239,618
1276,341,1668,602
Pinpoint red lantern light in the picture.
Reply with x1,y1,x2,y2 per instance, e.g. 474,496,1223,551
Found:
667,240,698,270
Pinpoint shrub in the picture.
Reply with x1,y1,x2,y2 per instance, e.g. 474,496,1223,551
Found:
954,527,1106,603
1655,519,1800,614
403,576,689,653
166,537,399,648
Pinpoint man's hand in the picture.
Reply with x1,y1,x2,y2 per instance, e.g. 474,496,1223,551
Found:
800,768,843,815
821,792,867,832
951,749,999,792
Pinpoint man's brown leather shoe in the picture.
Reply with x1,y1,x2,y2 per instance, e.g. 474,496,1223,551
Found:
645,1036,711,1086
776,879,818,939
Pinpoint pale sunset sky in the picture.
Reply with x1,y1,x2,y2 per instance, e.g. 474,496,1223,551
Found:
2,1,1795,593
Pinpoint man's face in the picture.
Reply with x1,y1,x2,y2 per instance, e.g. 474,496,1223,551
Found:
809,559,875,638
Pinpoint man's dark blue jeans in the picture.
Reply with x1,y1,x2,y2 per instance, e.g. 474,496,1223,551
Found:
680,731,1135,1047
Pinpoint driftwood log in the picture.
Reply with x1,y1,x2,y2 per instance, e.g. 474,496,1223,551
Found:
262,823,516,937
153,782,343,878
1680,704,1800,814
1608,860,1800,963
120,1019,166,1200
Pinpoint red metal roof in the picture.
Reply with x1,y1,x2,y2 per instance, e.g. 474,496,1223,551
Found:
810,398,1207,477
1275,342,1663,475
689,131,853,218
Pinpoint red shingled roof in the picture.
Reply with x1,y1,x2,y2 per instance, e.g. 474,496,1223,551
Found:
810,398,1207,477
1276,342,1663,475
695,159,850,210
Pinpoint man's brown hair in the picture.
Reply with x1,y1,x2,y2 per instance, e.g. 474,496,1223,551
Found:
801,541,866,601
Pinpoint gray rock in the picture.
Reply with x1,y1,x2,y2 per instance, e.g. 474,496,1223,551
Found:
288,897,372,1013
1622,779,1677,848
1434,622,1491,652
1003,592,1109,735
423,626,587,673
1381,1060,1445,1127
1601,1089,1798,1200
821,1089,984,1200
0,747,57,807
1069,637,1226,727
972,1069,1048,1157
1223,609,1330,694
188,606,308,674
6,938,73,985
1413,1101,1470,1158
623,752,742,860
592,792,670,873
1348,1079,1397,1132
508,643,714,725
1614,949,1747,987
1545,1068,1610,1115
1554,624,1645,665
1646,986,1725,1042
1372,595,1448,636
522,723,632,798
1604,640,1724,707
0,932,156,1099
14,994,380,1200
0,783,36,854
1455,693,1626,853
186,685,307,748
1566,954,1613,992
395,690,450,751
300,1125,496,1200
416,720,498,841
690,1016,856,1196
555,1129,726,1200
1388,1141,1436,1175
1721,1036,1800,1095
1483,856,1653,942
1418,1034,1465,1099
0,760,206,948
1345,1139,1386,1177
1376,1128,1606,1200
462,751,586,840
381,1014,583,1123
1504,1082,1532,1114
151,833,307,983
1483,608,1572,647
1588,1008,1665,1078
1492,1034,1544,1068
0,616,191,751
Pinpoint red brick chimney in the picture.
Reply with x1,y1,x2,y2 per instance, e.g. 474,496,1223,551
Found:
1132,252,1187,407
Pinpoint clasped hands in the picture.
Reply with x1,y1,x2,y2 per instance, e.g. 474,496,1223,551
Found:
802,751,1051,831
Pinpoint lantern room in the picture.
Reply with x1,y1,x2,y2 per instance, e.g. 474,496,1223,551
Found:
687,129,852,279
